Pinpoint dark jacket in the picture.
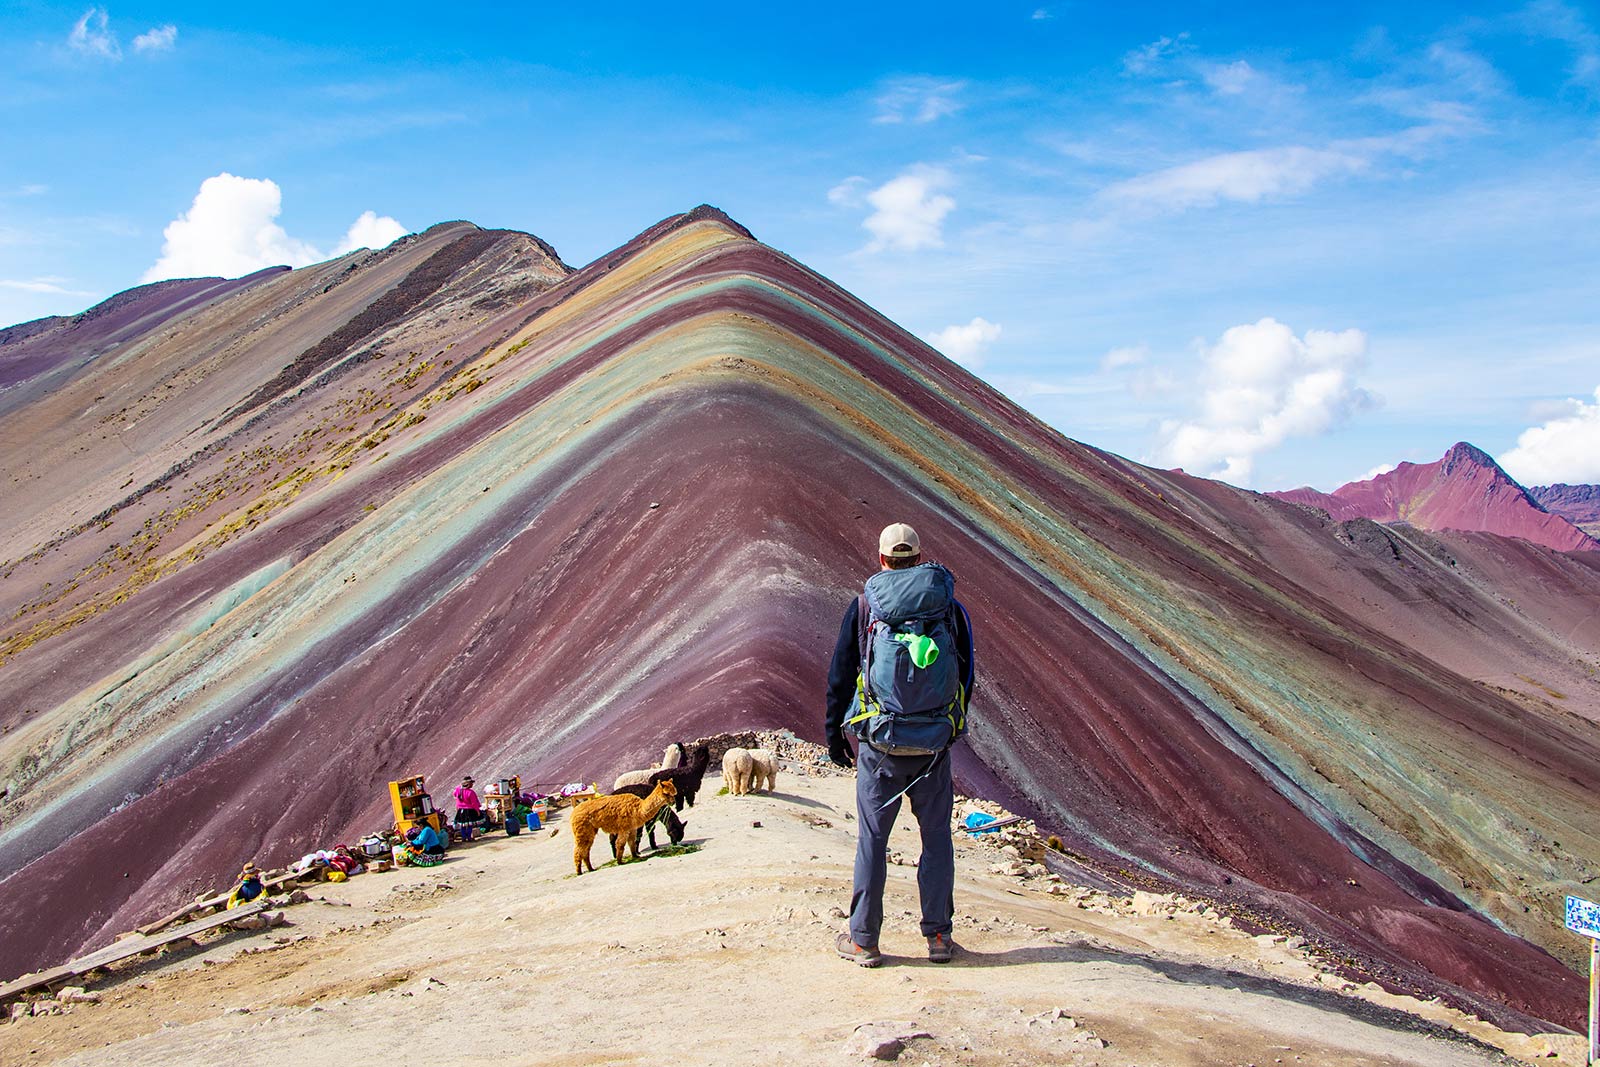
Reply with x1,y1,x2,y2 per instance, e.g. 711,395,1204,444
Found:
825,587,974,743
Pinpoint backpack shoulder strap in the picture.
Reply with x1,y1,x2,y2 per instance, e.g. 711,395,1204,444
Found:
855,594,870,662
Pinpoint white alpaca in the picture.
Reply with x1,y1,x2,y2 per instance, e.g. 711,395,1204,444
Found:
722,748,755,795
613,742,689,791
748,748,779,793
612,768,654,790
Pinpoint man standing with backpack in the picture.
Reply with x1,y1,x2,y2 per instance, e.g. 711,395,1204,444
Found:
826,522,975,966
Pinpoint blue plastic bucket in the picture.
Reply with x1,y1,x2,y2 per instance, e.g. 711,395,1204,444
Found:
525,811,541,831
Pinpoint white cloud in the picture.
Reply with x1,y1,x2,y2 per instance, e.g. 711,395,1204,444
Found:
143,173,406,283
874,77,966,124
924,317,1001,369
1105,145,1370,211
1360,463,1397,481
827,176,868,207
132,25,178,53
860,167,955,252
1101,344,1148,371
1156,317,1373,487
1424,42,1506,98
332,210,407,255
1202,60,1258,96
0,277,94,297
1500,386,1600,485
1031,8,1052,20
1122,32,1189,75
68,7,120,60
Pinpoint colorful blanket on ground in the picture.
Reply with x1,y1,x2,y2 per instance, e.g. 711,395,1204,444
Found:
393,844,443,868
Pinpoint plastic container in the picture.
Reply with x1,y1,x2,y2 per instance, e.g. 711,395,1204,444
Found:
525,811,541,831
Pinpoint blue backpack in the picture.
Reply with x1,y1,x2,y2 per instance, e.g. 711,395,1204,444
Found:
845,562,967,755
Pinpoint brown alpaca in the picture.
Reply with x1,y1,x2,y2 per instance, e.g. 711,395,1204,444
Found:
571,779,677,875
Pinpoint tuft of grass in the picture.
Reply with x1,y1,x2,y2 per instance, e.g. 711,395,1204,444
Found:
565,842,701,877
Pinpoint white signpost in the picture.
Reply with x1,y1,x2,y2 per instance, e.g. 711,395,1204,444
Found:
1566,895,1600,1064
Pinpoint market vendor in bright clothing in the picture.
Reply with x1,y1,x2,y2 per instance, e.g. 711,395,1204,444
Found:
452,776,484,829
225,863,267,909
396,820,447,867
409,820,446,856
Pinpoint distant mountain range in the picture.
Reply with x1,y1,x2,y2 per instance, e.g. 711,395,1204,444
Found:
1529,483,1600,539
1270,442,1599,553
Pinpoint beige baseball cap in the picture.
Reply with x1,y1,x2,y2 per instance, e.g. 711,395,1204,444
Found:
878,522,921,558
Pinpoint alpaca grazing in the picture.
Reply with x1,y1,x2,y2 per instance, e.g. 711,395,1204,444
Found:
612,740,689,791
571,779,677,875
649,743,711,811
722,747,755,795
607,782,688,852
748,748,779,793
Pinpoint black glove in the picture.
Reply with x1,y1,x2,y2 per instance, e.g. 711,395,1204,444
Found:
828,734,855,769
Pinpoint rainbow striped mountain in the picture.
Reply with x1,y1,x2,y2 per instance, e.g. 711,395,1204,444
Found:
2,208,1598,1030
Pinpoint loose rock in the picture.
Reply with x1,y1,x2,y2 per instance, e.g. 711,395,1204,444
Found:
846,1021,931,1061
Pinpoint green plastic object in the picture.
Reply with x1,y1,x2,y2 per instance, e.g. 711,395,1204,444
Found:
894,632,940,668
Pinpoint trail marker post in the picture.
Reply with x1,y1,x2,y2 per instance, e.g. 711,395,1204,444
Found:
1565,895,1600,1064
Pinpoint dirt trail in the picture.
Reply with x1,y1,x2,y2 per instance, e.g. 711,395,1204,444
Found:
0,765,1578,1066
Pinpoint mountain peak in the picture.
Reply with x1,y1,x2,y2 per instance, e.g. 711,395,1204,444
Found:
1269,443,1598,552
1441,441,1500,474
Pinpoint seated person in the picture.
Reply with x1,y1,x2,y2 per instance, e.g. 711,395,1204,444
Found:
226,863,266,909
409,820,446,856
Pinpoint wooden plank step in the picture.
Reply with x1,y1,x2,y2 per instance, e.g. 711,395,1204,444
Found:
0,966,75,1005
0,901,272,1007
134,871,303,936
136,898,223,938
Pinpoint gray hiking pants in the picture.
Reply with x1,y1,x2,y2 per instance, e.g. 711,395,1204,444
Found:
849,742,954,949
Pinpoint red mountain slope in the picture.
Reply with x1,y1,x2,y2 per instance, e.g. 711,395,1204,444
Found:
1272,443,1598,553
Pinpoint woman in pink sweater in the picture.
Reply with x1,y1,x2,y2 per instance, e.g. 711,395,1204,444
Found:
452,776,483,829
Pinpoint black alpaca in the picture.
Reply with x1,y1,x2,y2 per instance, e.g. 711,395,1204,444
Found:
649,744,711,811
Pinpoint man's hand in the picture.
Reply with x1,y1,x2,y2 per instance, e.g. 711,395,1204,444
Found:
828,734,855,769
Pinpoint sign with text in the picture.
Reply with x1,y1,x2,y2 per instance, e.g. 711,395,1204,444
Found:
1567,895,1600,940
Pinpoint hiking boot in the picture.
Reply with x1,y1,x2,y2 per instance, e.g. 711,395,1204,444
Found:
926,933,956,963
836,932,883,967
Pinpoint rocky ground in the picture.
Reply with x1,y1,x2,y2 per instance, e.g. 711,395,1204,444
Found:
0,737,1583,1066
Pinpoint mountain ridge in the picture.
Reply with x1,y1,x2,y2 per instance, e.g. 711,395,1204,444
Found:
1530,482,1600,538
0,208,1595,1031
1270,441,1598,553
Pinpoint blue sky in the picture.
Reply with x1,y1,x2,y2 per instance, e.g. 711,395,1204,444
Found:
3,2,1598,491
